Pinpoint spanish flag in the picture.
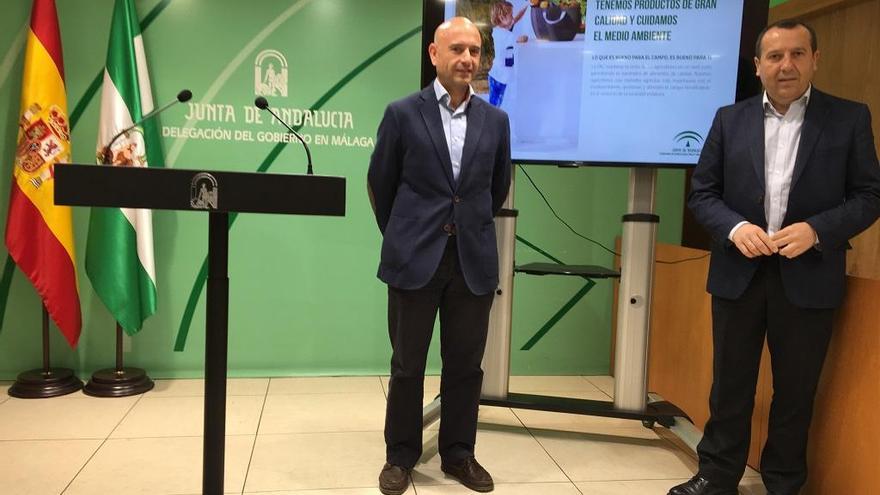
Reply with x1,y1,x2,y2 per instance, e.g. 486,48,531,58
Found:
4,0,82,347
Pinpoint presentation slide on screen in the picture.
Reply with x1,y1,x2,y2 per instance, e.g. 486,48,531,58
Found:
446,1,744,165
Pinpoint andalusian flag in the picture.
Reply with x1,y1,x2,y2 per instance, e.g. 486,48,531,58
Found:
5,0,82,347
85,0,160,334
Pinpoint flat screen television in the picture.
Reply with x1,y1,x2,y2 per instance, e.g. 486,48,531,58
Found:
421,0,768,167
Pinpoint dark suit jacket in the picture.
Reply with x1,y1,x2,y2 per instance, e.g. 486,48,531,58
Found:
368,86,512,295
689,89,880,309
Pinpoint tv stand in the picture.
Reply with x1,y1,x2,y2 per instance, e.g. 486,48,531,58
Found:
423,167,702,453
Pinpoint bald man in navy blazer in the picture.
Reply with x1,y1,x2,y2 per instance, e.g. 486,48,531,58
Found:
368,17,511,495
670,20,880,495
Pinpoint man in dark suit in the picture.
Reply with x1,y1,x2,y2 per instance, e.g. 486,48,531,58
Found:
669,20,880,495
368,16,511,495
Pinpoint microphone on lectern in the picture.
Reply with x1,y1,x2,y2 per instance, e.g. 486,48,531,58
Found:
254,96,314,175
102,89,193,164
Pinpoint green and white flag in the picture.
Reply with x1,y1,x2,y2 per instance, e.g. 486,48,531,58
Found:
86,0,160,334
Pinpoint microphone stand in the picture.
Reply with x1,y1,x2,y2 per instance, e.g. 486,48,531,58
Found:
255,97,314,175
101,90,192,165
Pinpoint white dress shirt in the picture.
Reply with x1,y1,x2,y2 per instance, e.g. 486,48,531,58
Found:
729,86,811,240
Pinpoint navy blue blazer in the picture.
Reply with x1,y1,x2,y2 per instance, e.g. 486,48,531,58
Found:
689,89,880,309
368,86,512,295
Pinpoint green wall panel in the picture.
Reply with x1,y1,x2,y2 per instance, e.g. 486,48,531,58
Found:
0,0,686,379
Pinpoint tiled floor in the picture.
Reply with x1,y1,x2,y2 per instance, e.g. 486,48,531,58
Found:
0,376,767,494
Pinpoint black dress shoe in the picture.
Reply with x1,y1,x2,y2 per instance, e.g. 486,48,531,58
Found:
668,476,738,495
379,463,410,495
441,456,494,492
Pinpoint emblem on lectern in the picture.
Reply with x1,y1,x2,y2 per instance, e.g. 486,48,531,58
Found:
190,172,219,210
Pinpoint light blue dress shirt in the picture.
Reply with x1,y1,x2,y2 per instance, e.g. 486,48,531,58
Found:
433,78,475,182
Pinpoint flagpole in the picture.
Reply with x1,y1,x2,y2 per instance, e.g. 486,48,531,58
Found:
116,322,123,371
82,322,154,397
7,305,83,398
81,134,156,398
42,306,50,373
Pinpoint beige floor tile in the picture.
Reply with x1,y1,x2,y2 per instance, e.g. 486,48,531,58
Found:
655,420,761,481
528,420,665,441
575,479,691,494
357,389,521,435
0,438,101,495
148,378,205,396
422,376,441,403
245,431,386,491
413,426,568,486
384,377,520,432
259,393,386,434
378,375,389,397
533,427,696,482
0,395,139,440
380,375,441,405
585,375,615,398
231,378,270,395
65,435,253,495
0,376,765,495
477,406,523,429
426,405,522,432
111,395,264,438
738,478,768,494
511,389,642,432
417,482,581,494
616,478,766,495
243,488,414,494
269,376,384,395
509,375,601,394
743,466,761,478
509,390,607,401
147,377,269,397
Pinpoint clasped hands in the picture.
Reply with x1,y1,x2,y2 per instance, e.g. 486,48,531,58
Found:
732,222,817,259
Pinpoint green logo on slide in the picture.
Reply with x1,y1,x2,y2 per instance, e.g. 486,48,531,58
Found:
664,130,704,157
673,130,703,148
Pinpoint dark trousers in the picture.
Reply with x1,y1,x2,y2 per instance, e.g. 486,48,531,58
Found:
697,256,834,495
384,237,494,468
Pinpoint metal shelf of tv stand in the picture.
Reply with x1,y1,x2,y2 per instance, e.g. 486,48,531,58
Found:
482,261,689,429
514,262,620,279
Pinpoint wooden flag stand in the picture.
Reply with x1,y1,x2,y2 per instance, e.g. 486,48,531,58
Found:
7,305,83,398
83,322,154,397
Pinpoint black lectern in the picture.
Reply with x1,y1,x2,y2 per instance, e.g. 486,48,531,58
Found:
55,164,345,495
